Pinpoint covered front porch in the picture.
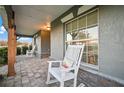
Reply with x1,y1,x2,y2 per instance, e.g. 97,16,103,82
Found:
1,5,124,87
0,56,122,87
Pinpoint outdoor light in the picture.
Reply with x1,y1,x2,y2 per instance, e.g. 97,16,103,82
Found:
46,26,51,31
40,25,51,31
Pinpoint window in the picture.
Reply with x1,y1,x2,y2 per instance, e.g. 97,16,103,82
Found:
87,10,98,27
78,16,86,29
65,9,99,66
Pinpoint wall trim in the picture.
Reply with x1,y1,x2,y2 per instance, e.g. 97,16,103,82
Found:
77,5,96,15
61,13,74,23
80,66,124,85
81,63,99,71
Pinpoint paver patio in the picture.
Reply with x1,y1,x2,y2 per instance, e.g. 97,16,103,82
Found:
0,56,123,87
0,56,82,87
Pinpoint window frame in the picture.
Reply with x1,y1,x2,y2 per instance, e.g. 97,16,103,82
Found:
64,8,99,70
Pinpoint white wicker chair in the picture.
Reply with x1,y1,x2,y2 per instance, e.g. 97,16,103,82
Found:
26,45,36,57
46,44,85,87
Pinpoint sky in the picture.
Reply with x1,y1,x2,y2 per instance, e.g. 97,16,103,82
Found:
0,16,32,43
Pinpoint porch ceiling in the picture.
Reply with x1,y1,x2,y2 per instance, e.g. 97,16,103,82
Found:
12,5,73,36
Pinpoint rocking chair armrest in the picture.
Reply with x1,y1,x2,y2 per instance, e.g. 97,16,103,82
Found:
61,67,75,72
47,60,63,63
48,60,63,68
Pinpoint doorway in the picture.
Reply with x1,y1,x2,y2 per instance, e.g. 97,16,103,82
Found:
41,31,50,58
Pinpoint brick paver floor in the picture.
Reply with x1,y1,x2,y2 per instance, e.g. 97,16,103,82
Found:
1,56,122,87
0,56,80,87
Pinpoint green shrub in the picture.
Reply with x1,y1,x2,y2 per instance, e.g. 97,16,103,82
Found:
22,46,28,55
16,47,21,55
29,45,32,50
0,47,8,65
0,46,29,66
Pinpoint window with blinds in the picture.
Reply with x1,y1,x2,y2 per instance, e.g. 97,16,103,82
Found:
78,16,86,29
87,10,98,27
65,9,99,66
72,20,77,31
66,22,72,33
66,9,98,32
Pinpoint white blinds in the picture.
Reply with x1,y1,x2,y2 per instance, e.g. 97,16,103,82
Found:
66,22,72,32
72,20,77,31
87,10,97,27
78,16,86,29
66,9,98,33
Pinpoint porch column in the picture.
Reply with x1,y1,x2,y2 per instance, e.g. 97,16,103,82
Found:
7,19,16,76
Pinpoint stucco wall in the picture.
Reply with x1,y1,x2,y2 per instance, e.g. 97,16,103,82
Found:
51,25,64,59
51,5,124,81
99,6,124,80
50,6,81,60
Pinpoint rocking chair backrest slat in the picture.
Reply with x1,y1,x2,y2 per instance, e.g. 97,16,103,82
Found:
64,44,85,69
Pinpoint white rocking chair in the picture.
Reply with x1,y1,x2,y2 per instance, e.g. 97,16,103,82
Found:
46,44,85,87
26,45,36,57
